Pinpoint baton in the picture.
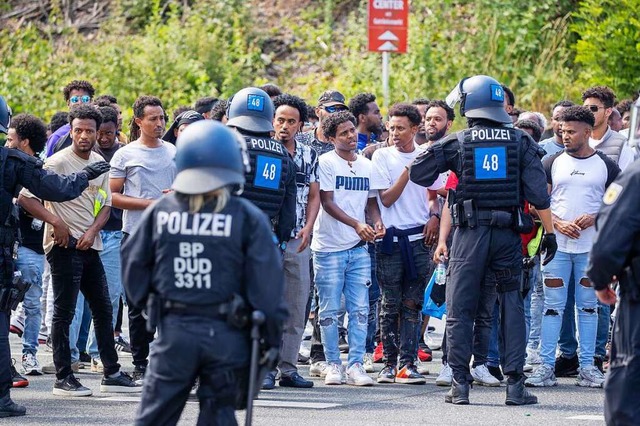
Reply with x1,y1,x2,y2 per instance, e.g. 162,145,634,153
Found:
245,310,265,426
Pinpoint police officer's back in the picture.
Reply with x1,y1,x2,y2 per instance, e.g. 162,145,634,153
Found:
587,100,640,425
0,96,110,417
408,76,557,406
226,87,297,248
121,120,286,426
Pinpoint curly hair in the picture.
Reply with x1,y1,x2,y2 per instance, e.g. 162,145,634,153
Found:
426,100,455,122
321,111,356,139
49,111,69,134
558,105,595,127
94,94,118,106
63,80,95,102
411,97,430,106
388,103,422,126
348,93,376,124
616,99,633,116
10,113,47,154
98,106,118,126
552,100,575,111
515,119,543,142
273,94,308,124
68,104,103,129
211,100,228,122
581,86,616,108
194,96,218,115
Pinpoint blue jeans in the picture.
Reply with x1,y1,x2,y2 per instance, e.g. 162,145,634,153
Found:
88,230,123,359
313,246,370,367
487,302,500,367
526,256,543,350
595,301,610,358
15,247,44,355
540,251,597,368
366,243,380,353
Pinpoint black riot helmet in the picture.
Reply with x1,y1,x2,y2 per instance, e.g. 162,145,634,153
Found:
446,75,512,124
0,96,12,134
172,120,250,195
226,87,275,134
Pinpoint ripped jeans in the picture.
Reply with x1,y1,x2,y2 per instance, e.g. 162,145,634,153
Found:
540,251,597,369
313,246,370,367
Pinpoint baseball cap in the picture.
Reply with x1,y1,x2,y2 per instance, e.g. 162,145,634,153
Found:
318,90,347,107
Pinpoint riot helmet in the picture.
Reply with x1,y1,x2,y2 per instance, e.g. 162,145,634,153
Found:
446,75,512,124
172,120,249,195
226,87,275,133
0,96,12,134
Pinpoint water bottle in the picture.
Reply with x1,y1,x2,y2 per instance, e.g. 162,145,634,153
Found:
435,255,447,285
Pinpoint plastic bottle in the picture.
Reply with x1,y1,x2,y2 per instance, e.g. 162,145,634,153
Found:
435,255,447,285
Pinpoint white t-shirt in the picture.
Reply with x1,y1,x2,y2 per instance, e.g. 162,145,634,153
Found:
371,145,445,241
544,151,619,254
311,151,377,253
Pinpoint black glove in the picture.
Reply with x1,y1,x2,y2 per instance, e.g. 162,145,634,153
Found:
82,161,110,180
540,233,558,266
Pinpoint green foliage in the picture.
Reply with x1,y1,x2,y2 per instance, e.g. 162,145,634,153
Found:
572,0,640,99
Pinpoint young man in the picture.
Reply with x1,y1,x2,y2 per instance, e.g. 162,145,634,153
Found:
6,114,48,378
19,105,140,396
263,94,319,389
348,93,384,151
109,96,177,383
311,111,384,387
371,104,444,385
525,106,619,389
540,101,575,160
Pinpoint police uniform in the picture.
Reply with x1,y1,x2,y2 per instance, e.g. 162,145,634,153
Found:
587,159,640,425
0,146,102,414
240,134,296,244
408,76,552,405
121,120,287,426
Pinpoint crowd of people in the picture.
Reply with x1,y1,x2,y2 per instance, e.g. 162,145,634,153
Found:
2,77,637,410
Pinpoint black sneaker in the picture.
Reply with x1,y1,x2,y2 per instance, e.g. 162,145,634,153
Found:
594,356,604,374
114,335,132,353
10,361,28,388
79,351,91,363
0,395,26,418
377,364,397,383
53,374,92,396
100,372,142,393
279,372,314,388
339,335,349,353
131,369,146,385
555,354,579,377
487,365,504,382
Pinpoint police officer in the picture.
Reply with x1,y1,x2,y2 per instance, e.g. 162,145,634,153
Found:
0,96,110,417
121,120,286,426
587,97,640,426
226,87,296,250
408,76,557,405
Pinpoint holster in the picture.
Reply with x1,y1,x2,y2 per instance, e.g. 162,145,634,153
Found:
0,272,31,313
520,257,535,298
463,199,477,228
145,293,161,333
621,256,640,302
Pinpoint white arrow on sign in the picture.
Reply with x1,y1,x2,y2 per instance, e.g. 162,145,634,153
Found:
378,30,399,41
378,41,398,51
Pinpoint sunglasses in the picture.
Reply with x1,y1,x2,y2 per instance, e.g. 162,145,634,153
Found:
321,105,348,113
69,95,91,104
587,105,604,113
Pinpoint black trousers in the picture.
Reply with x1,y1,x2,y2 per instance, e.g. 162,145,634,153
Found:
47,246,120,379
445,225,525,384
0,312,10,398
135,314,249,426
122,232,155,370
604,291,640,425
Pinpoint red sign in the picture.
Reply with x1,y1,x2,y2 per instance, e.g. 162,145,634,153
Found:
368,0,409,53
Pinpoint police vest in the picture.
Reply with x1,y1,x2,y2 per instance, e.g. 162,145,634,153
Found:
241,135,290,219
596,129,627,165
455,127,521,209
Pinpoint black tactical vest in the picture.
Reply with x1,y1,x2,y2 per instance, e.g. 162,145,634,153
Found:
241,135,290,219
455,127,521,209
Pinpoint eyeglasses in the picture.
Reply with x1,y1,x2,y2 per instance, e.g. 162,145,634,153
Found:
321,105,348,114
587,105,604,113
69,95,91,104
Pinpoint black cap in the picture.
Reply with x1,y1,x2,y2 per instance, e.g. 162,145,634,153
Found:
318,90,346,107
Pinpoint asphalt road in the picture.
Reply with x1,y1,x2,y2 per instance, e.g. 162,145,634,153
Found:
7,318,606,425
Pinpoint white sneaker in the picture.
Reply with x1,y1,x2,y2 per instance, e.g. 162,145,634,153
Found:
21,353,42,376
576,365,605,388
324,363,344,385
363,353,375,373
525,364,558,387
416,358,430,375
346,363,374,386
525,347,542,372
435,363,452,387
471,364,501,387
309,361,329,378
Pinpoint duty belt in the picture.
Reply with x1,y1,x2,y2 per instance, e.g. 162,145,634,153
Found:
453,208,513,227
162,300,231,320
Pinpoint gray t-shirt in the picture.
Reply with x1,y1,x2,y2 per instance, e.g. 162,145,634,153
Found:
110,140,177,234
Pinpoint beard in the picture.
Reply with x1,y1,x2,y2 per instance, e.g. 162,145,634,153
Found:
427,127,447,142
